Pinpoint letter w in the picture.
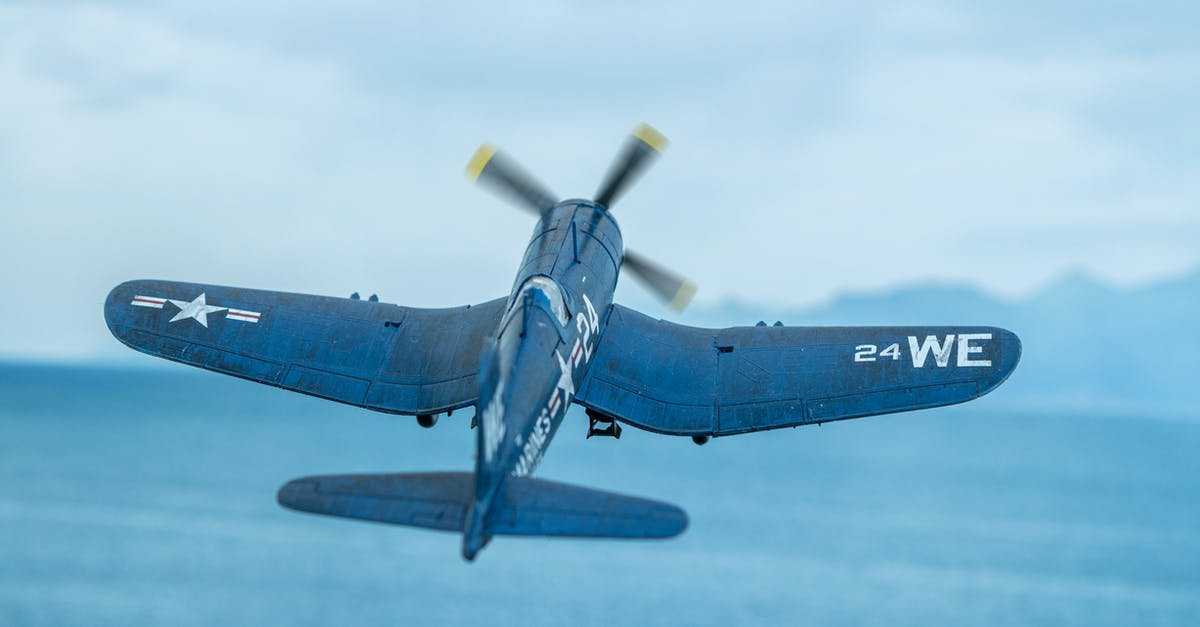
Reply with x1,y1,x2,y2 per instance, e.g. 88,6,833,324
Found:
908,335,955,368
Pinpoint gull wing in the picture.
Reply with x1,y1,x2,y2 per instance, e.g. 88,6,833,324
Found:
105,279,506,415
575,304,1021,436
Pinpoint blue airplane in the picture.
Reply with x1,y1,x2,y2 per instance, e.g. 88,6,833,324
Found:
104,124,1021,561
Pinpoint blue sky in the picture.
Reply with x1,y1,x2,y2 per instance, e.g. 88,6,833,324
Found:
2,1,1198,360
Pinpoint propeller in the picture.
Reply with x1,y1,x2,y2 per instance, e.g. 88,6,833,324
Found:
465,143,559,215
622,248,697,312
465,123,697,312
595,123,669,208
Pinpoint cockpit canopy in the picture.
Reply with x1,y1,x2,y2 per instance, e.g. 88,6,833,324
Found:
506,275,570,326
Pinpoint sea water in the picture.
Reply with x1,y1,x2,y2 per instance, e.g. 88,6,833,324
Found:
1,364,1197,626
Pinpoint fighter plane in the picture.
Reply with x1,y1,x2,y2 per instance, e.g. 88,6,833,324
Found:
104,124,1021,560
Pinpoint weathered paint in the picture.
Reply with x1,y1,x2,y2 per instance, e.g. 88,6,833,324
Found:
105,281,508,415
465,199,622,558
103,200,1021,561
574,306,1022,436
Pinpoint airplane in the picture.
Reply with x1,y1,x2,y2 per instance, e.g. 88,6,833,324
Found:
103,124,1021,561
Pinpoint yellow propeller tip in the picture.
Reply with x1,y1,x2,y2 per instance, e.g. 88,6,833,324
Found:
465,143,498,182
668,281,697,312
633,123,669,153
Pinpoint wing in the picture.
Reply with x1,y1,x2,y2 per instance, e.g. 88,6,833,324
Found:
104,279,506,415
575,304,1021,436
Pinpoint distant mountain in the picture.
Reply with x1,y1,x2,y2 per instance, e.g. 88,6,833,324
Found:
686,268,1200,411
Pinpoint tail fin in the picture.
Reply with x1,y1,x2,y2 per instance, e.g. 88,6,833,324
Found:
278,472,687,539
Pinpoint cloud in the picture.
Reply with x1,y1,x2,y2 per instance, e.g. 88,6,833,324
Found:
615,32,1200,302
0,4,528,359
1,1,1198,360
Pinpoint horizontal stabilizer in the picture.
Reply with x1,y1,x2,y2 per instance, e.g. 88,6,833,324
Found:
278,472,687,539
279,472,472,532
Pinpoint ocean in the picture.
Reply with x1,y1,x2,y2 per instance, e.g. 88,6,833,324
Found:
1,363,1197,626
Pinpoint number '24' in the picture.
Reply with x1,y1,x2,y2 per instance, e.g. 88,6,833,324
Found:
855,343,901,362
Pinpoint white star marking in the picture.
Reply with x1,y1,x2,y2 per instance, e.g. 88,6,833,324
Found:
168,293,226,328
554,349,575,399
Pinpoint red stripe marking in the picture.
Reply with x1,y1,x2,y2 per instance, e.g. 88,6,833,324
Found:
229,312,260,319
132,297,164,304
549,394,560,413
572,343,582,360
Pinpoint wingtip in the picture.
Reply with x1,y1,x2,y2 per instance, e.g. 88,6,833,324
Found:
103,279,161,343
980,327,1023,396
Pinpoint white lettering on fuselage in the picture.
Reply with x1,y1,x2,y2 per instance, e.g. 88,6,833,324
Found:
481,382,506,463
853,333,993,367
512,293,601,477
571,293,600,367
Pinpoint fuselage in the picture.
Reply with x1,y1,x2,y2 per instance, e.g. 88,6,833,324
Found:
463,199,623,559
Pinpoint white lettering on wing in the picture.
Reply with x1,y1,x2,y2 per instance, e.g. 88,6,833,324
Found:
853,334,993,368
956,333,992,367
909,335,955,368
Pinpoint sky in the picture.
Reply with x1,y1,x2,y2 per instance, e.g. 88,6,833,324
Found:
2,1,1198,361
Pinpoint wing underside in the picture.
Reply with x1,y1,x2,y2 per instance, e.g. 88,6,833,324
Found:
105,279,506,415
575,305,1021,436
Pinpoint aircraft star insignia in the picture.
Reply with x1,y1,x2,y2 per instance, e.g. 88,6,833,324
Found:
129,293,262,326
168,293,226,327
553,349,575,399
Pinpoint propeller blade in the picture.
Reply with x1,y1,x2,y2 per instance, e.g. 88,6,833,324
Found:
594,123,668,209
465,143,559,215
622,249,697,312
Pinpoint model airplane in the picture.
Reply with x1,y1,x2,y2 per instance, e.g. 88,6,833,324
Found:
104,124,1021,560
